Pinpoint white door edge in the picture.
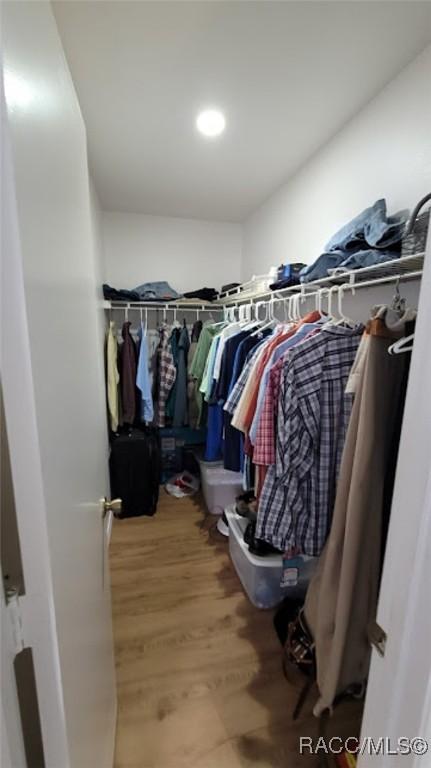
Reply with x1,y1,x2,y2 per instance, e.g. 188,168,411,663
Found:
1,82,70,768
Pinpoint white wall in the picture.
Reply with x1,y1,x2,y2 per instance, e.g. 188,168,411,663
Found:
242,44,431,281
102,211,242,293
89,176,105,290
89,178,110,417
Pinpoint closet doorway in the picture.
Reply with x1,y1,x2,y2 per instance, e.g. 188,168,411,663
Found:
2,2,431,768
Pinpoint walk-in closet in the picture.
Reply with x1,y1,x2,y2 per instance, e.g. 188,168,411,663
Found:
2,3,431,768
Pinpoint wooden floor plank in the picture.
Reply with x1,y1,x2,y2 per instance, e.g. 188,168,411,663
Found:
110,492,362,768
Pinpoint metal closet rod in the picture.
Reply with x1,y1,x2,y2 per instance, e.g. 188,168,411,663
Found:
107,302,221,312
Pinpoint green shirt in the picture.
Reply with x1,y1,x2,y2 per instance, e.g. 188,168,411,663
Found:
189,323,225,423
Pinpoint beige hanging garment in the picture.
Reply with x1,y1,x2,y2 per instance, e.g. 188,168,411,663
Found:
106,320,120,432
304,321,408,716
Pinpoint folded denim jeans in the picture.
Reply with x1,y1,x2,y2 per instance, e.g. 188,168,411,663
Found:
324,199,407,254
338,249,399,271
363,203,408,249
300,249,399,283
300,251,347,283
103,284,140,302
133,281,181,301
300,199,408,283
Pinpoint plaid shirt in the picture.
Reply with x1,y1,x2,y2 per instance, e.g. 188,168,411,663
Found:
156,326,177,427
256,325,362,556
253,355,284,466
253,327,322,466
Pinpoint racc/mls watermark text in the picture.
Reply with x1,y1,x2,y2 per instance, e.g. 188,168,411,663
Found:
299,736,429,757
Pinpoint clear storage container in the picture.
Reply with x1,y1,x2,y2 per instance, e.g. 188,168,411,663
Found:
226,507,317,609
199,461,243,515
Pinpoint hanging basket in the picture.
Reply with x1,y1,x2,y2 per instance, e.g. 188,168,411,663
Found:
402,193,431,257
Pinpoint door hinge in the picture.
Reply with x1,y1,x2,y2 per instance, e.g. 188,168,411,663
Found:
368,619,387,657
5,587,27,656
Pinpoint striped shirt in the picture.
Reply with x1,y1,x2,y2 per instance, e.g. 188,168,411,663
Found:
224,339,268,415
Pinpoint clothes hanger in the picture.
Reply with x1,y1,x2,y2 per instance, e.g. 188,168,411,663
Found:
317,288,326,317
288,295,296,322
251,302,267,335
241,302,259,331
290,294,297,321
295,293,304,321
169,307,180,329
313,289,326,320
388,334,415,355
321,286,337,325
162,306,167,326
251,298,275,335
250,301,266,330
330,285,342,322
238,303,252,327
391,278,406,315
290,294,300,322
336,283,354,326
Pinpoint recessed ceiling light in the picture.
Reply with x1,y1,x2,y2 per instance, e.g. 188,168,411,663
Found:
196,109,226,138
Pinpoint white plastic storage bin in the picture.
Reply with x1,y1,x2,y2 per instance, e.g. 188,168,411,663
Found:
226,507,317,609
199,460,243,515
227,507,284,609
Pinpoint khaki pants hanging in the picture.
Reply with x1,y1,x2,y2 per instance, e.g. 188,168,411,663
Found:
304,333,408,716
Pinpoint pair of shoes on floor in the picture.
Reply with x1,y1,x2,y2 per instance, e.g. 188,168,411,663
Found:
235,491,257,521
244,521,283,557
217,511,230,537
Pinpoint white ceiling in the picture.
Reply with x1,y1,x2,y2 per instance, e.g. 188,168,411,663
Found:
52,1,431,222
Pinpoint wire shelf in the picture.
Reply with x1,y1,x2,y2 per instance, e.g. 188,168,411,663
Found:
215,254,425,306
103,300,221,312
103,254,425,315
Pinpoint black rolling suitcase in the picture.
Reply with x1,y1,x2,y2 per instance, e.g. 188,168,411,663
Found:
109,428,161,518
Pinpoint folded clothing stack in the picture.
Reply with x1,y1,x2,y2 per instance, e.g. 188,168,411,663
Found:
103,284,141,302
183,287,218,302
103,280,181,302
103,282,220,303
300,198,409,284
133,281,181,301
270,263,306,291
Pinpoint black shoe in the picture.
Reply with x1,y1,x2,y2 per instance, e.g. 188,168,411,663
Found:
244,521,255,546
236,490,255,504
248,537,283,557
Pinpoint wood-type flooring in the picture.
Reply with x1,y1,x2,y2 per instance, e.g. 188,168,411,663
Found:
110,492,362,768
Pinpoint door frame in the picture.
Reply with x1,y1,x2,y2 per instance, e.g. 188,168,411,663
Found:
1,84,70,767
1,581,27,768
